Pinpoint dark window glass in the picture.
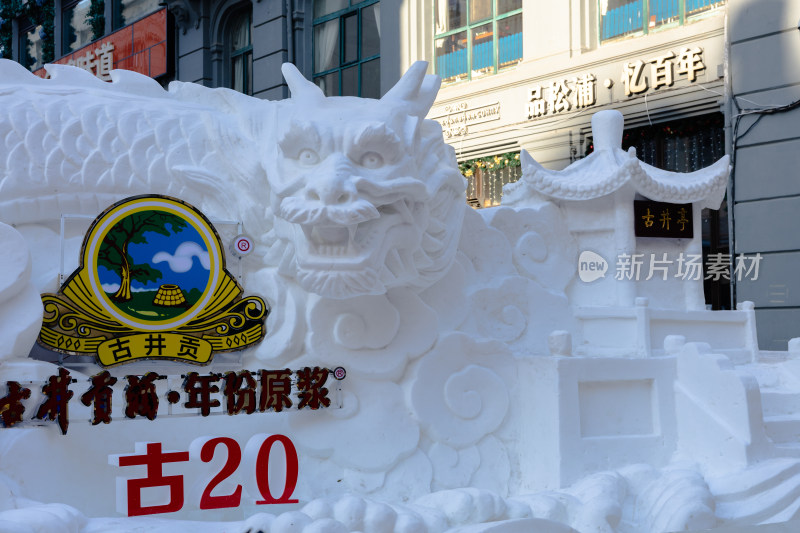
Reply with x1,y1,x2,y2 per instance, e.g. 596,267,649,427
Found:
20,25,44,70
314,0,347,19
435,0,466,33
361,58,380,98
62,0,92,52
314,18,339,72
497,0,521,15
313,1,380,97
343,12,358,64
342,65,358,96
229,9,252,95
469,0,491,23
314,71,339,96
361,3,380,58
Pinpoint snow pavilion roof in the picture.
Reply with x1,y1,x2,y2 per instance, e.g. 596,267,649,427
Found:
506,110,730,210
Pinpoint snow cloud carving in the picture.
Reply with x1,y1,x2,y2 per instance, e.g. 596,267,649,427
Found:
151,241,210,272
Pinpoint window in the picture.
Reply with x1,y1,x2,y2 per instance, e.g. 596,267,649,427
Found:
434,0,522,84
112,0,160,30
600,0,725,42
62,0,92,53
19,23,45,71
229,9,252,95
313,0,380,98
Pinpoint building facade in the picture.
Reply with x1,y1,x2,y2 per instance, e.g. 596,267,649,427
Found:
727,0,800,352
419,0,799,351
2,0,798,349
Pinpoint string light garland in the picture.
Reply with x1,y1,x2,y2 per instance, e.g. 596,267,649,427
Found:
459,151,521,178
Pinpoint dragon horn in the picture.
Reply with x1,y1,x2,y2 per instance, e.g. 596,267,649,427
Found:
281,63,325,102
381,61,441,118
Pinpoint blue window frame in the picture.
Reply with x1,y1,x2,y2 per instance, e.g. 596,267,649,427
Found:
313,0,380,98
600,0,725,42
434,0,522,84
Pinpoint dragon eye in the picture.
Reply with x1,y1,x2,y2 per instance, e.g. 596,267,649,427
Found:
298,148,320,165
359,151,384,169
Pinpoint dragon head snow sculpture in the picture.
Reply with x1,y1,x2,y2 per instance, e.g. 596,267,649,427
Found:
263,62,466,299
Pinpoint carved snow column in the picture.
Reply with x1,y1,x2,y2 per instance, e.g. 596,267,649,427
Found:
596,111,637,307
686,201,707,310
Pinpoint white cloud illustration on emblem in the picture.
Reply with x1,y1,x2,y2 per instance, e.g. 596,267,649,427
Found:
152,241,210,273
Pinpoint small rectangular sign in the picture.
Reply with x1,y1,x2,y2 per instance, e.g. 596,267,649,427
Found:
633,200,693,238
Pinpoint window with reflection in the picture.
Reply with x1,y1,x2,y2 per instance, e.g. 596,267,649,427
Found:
229,8,253,95
599,0,725,42
434,0,521,84
19,24,45,71
313,0,380,98
112,0,161,30
62,0,93,53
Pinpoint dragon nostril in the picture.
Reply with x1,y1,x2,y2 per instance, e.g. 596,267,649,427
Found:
336,193,351,204
307,190,320,201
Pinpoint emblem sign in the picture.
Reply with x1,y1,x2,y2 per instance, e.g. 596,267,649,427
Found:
38,195,268,366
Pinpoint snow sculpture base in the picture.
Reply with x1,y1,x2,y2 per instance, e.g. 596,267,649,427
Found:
0,60,797,533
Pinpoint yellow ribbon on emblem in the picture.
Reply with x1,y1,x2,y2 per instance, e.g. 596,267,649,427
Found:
97,333,213,366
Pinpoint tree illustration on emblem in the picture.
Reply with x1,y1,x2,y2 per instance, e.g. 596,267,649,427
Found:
99,212,188,302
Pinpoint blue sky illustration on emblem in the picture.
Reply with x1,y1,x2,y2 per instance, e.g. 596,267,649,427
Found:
98,223,211,294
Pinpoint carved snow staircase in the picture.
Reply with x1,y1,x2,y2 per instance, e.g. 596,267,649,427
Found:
702,354,800,525
749,356,800,456
709,458,800,525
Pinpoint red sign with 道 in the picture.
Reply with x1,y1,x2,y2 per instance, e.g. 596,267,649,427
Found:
33,9,168,81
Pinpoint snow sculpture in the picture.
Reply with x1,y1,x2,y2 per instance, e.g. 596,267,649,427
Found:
265,63,465,299
0,58,797,533
0,223,42,361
